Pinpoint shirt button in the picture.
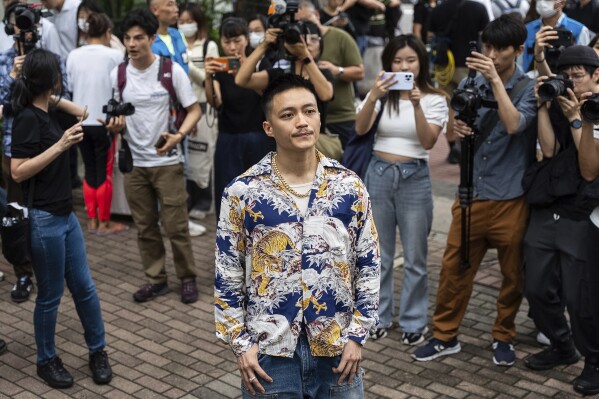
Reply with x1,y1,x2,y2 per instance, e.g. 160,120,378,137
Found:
487,140,491,144
483,156,487,160
478,176,483,180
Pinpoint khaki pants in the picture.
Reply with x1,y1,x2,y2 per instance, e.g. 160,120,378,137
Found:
124,163,196,283
432,197,528,343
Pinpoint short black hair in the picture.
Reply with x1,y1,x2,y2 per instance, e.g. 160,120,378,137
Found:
121,8,158,37
220,17,248,39
481,14,527,49
261,74,318,119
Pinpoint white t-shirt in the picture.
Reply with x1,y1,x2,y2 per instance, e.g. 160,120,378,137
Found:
110,57,197,167
289,182,312,214
589,125,599,228
357,92,448,160
46,0,80,59
67,44,123,126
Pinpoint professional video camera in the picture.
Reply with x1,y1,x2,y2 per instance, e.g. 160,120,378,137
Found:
4,3,49,55
581,93,599,123
267,0,306,45
102,98,135,121
537,74,574,103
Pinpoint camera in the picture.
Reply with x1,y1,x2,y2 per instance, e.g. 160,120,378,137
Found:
581,93,599,123
102,98,135,118
538,74,573,103
545,27,575,71
450,42,484,124
4,3,47,55
268,0,306,45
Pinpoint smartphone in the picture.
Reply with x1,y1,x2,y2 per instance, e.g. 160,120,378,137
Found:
382,72,414,91
79,105,87,123
214,56,241,72
155,135,167,149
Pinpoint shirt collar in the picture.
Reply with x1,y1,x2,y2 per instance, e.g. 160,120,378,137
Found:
241,150,344,178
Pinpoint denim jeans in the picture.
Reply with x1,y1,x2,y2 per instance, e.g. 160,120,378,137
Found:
29,209,106,363
241,333,364,399
366,156,432,332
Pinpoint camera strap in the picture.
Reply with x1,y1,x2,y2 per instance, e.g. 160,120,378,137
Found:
474,75,531,153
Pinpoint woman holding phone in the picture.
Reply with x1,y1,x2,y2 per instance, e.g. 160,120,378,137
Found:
11,49,112,389
355,35,448,344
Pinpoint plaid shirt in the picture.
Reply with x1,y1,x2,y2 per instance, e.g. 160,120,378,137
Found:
215,152,380,358
0,47,69,157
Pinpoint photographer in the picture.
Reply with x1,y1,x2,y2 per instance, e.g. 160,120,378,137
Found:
412,15,537,367
522,45,599,395
0,0,69,304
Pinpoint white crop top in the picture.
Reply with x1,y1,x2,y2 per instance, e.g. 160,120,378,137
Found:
357,92,448,159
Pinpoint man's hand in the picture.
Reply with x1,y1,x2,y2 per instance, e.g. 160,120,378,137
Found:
557,88,581,122
317,60,339,75
332,339,362,385
285,36,311,60
465,51,499,83
534,75,551,108
9,55,25,80
534,26,559,60
155,132,183,156
453,118,473,138
237,344,273,396
97,115,125,134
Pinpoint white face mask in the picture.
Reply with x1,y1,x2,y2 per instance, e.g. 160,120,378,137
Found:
249,32,265,49
78,18,89,33
178,23,198,38
536,0,558,18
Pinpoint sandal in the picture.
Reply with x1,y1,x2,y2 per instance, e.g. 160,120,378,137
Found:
96,222,129,236
87,219,99,232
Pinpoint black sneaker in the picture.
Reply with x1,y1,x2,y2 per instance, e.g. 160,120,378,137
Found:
37,356,74,389
11,275,33,303
0,339,6,355
133,283,170,303
369,328,388,341
524,341,580,371
402,327,429,346
181,279,198,304
89,350,112,384
574,360,599,395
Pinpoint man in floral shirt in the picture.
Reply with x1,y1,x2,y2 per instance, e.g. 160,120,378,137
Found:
215,74,380,398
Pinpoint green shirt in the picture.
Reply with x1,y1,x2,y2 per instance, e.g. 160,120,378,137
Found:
320,27,362,123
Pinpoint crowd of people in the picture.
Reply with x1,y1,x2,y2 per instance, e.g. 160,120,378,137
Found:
0,0,598,396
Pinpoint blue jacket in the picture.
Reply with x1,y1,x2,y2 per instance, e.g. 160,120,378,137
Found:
152,27,189,74
522,15,586,72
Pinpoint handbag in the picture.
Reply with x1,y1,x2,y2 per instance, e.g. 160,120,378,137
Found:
342,97,387,180
1,179,34,266
118,135,133,173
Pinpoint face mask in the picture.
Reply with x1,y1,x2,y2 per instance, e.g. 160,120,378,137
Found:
178,23,198,38
536,0,558,18
78,18,89,32
249,32,265,48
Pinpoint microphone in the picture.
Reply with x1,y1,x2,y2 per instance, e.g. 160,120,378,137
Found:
268,0,287,15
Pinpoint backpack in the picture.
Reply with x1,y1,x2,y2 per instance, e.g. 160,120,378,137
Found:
117,56,187,132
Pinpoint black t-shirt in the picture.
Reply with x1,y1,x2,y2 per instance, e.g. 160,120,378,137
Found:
413,0,434,43
346,3,375,36
429,0,489,67
11,106,72,215
567,0,599,35
267,66,334,131
214,72,265,134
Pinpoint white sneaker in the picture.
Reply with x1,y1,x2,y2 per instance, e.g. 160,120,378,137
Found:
536,331,551,346
188,220,207,237
189,209,207,220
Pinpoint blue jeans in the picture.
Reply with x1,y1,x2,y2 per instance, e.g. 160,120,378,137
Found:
366,156,432,332
29,209,106,363
241,334,363,399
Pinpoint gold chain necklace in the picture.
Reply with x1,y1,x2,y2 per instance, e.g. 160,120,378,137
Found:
271,152,319,198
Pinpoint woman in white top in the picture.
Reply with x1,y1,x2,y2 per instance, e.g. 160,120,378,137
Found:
355,34,448,344
66,12,127,235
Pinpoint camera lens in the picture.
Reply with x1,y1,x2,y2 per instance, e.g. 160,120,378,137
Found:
581,95,599,122
15,9,35,31
450,93,473,113
538,80,565,102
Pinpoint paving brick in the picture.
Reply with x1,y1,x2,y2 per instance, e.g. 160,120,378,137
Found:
368,384,410,398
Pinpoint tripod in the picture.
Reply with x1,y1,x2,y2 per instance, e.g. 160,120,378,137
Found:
458,123,477,270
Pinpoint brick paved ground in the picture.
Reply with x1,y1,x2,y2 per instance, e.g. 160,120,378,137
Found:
0,140,592,398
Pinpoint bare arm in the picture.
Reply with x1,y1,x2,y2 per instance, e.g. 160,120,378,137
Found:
411,90,442,150
355,72,395,135
204,57,223,109
235,29,280,91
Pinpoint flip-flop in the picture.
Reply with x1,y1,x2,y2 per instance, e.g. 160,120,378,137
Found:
87,220,99,233
96,223,129,236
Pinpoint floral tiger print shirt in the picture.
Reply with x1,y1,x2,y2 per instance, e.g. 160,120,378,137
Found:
215,152,380,358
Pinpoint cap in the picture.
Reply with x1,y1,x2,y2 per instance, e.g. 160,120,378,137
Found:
557,45,599,69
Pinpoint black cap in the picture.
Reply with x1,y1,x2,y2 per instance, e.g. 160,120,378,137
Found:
557,45,599,68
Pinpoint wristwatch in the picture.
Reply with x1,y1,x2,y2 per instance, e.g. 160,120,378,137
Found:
570,119,583,129
337,66,345,78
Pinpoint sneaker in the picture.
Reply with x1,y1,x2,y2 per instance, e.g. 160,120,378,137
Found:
492,340,515,367
189,209,208,220
181,279,198,304
369,328,388,341
11,275,33,303
524,341,580,371
573,360,599,396
37,356,74,389
412,337,462,361
402,327,429,346
0,339,6,355
188,220,207,237
89,350,112,385
536,331,551,346
133,283,170,303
